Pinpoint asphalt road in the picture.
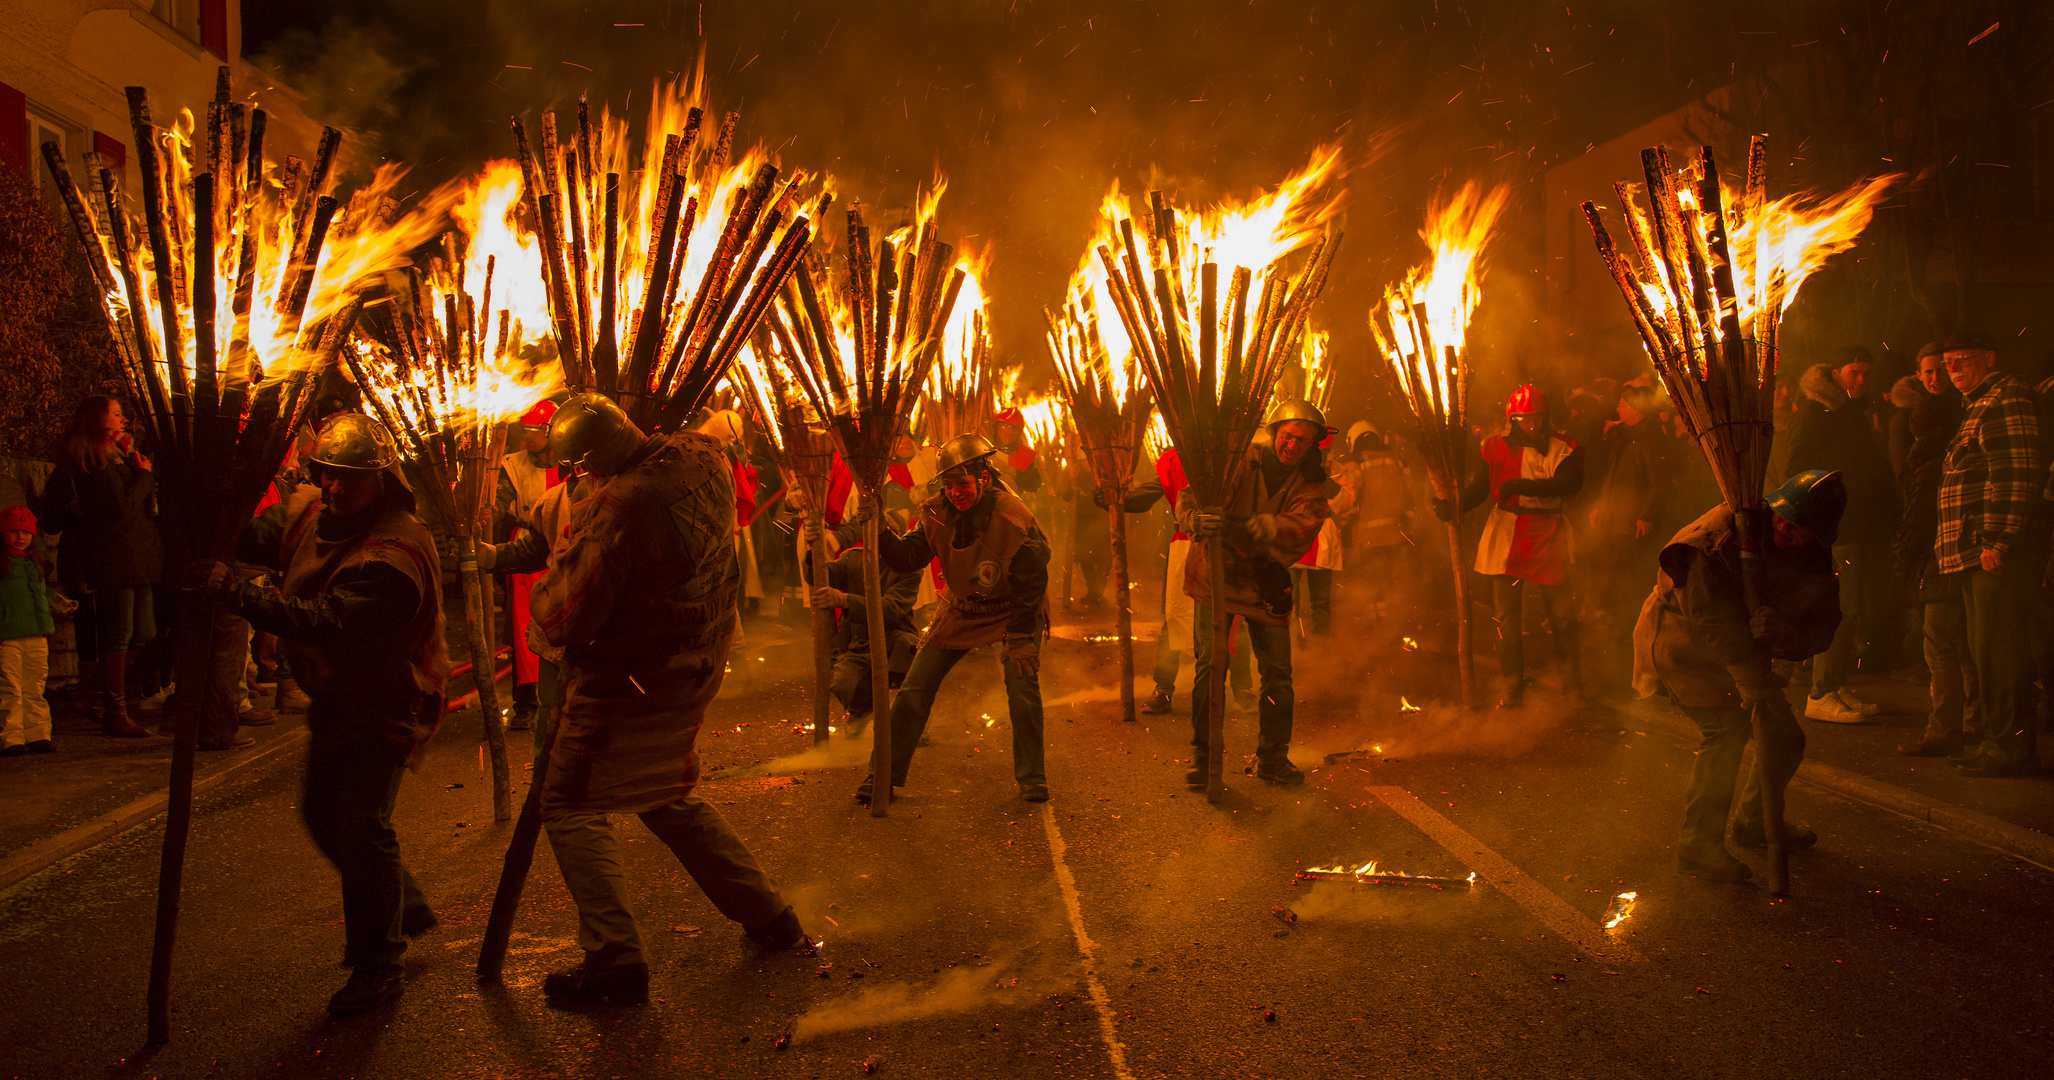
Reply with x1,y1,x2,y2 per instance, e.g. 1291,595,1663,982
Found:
2,612,2050,1080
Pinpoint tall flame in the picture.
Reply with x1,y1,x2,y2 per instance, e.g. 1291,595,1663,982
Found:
1371,182,1511,416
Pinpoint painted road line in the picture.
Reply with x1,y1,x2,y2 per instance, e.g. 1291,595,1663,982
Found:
1369,786,1647,965
1039,803,1136,1080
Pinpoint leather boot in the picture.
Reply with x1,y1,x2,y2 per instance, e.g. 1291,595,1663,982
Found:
100,650,152,738
275,677,311,712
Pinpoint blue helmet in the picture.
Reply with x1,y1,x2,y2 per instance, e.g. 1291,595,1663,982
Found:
1765,469,1846,545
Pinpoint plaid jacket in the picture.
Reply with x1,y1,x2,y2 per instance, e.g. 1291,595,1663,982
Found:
1936,371,2040,573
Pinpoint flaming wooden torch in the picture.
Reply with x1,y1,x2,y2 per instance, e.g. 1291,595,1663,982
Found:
1581,138,1897,894
1370,182,1511,713
42,70,447,1045
1046,291,1154,723
772,194,970,817
343,227,561,826
1086,148,1344,803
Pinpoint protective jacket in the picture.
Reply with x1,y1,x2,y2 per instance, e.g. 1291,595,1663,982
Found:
1178,442,1330,626
877,486,1049,650
1632,505,1840,708
533,431,739,816
229,486,448,765
1453,430,1582,585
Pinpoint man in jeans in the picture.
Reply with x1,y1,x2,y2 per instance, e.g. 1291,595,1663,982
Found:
1181,401,1333,787
1892,343,1978,756
1936,331,2043,776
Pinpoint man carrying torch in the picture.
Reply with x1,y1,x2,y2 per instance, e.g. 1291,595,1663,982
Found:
1180,401,1332,788
856,434,1052,804
1634,469,1845,882
1431,385,1586,709
193,415,447,1017
494,399,562,733
530,394,807,1006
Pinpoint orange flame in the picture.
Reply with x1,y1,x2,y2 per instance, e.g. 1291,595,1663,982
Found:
1371,182,1512,415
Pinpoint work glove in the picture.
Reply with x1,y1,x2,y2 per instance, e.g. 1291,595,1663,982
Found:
1241,513,1279,547
812,586,850,610
1091,488,1109,510
1003,635,1041,680
785,486,812,516
474,542,500,572
185,558,231,595
1429,496,1455,523
1747,605,1783,642
1178,502,1221,540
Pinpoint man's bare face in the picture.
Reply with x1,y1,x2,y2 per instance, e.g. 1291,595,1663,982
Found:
320,468,385,518
941,471,987,511
1945,349,1997,393
521,427,550,454
1274,420,1321,466
1834,362,1870,400
1510,414,1545,440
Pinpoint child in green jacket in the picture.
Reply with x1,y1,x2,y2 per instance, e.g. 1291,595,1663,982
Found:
2,505,66,755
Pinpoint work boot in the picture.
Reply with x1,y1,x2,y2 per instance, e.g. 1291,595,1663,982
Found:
1731,821,1819,850
1676,845,1752,882
1897,733,1963,757
275,678,311,712
99,650,152,738
1183,757,1209,790
1955,751,2038,778
1141,688,1173,714
543,960,648,1005
239,702,277,726
1254,758,1305,786
1020,782,1050,803
507,703,536,732
746,906,809,950
854,776,901,805
327,968,404,1017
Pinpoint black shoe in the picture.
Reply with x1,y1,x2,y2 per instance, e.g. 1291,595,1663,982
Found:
327,968,403,1017
401,906,438,938
1184,761,1209,789
1020,782,1050,803
0,745,25,757
543,961,649,1005
1141,689,1173,714
1731,822,1819,850
1254,759,1305,786
26,740,52,754
507,704,536,732
1955,753,2038,778
1676,847,1752,883
746,907,809,950
854,776,902,805
1898,734,1963,757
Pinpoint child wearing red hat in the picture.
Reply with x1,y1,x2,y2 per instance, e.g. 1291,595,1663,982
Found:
1,505,69,755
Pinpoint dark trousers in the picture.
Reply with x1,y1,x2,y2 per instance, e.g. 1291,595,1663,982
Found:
1150,627,1251,695
1489,575,1581,694
301,741,429,976
536,656,562,760
1678,702,1805,850
886,633,1045,786
1962,568,2038,764
1190,606,1293,763
1293,568,1333,636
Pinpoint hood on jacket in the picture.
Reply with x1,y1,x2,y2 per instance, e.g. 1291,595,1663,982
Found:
1888,375,1926,411
1799,363,1852,411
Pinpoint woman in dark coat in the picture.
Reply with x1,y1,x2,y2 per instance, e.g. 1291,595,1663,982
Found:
40,396,163,737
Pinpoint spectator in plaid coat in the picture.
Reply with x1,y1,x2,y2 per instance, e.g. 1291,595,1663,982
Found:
1936,330,2043,776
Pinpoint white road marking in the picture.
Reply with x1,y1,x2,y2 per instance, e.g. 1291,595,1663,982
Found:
1369,786,1647,965
1040,804,1137,1080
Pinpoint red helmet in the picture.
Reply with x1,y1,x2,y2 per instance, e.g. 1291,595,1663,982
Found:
991,406,1025,427
519,399,559,429
1505,384,1548,418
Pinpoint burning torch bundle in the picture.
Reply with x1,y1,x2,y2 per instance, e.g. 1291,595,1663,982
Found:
1369,181,1511,712
343,218,562,826
508,78,819,428
1580,138,1896,893
766,188,973,815
1046,277,1155,723
1084,148,1344,802
40,69,452,1045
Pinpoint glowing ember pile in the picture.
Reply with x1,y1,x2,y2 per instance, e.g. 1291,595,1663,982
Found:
1370,181,1512,712
1297,861,1478,890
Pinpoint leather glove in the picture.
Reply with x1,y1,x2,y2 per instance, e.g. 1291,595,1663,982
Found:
812,586,850,610
1429,496,1455,523
186,558,231,595
1188,510,1223,540
1242,513,1279,547
475,542,500,572
1747,605,1783,642
1003,635,1040,680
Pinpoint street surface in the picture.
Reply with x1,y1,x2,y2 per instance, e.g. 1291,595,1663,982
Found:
3,599,2051,1080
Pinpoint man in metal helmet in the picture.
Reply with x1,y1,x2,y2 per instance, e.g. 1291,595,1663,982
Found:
850,431,1053,804
1178,399,1333,788
493,398,564,733
194,412,449,1017
525,392,807,1005
1431,384,1587,709
1634,469,1845,882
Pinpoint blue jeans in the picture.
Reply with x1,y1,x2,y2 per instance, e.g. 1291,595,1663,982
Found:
301,741,429,975
1189,606,1294,763
95,585,155,654
886,632,1045,787
1810,542,1862,696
